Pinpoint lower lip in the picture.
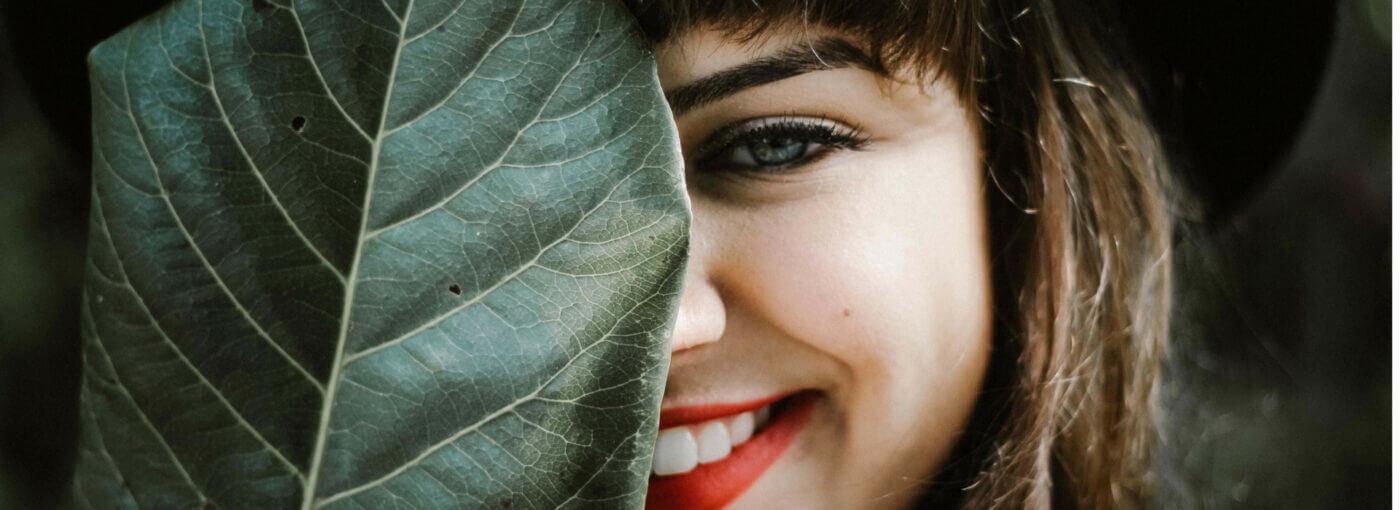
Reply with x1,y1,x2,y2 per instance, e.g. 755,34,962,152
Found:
645,392,818,510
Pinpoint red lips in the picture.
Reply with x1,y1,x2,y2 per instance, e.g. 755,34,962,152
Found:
657,392,792,429
646,391,818,510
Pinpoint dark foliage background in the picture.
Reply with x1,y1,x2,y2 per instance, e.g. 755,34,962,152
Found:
0,0,1388,507
1154,2,1391,506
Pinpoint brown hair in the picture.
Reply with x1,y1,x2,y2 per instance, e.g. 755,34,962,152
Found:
625,0,1179,507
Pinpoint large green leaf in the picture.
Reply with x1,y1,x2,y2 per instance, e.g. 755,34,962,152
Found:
71,0,687,507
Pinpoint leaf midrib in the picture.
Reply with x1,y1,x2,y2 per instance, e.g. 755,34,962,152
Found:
300,0,415,506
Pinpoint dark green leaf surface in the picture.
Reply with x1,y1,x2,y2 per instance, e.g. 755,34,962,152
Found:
71,0,687,507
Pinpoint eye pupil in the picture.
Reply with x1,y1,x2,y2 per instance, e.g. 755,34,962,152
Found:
747,137,805,165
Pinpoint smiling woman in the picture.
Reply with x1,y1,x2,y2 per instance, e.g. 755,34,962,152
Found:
650,28,990,510
626,0,1176,508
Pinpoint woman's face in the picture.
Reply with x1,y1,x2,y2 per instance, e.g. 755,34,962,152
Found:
647,26,993,509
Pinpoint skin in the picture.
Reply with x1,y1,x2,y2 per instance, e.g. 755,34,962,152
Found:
654,26,995,509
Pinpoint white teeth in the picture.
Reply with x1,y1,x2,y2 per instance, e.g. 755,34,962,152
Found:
696,421,732,464
652,406,774,477
652,428,698,476
728,412,754,446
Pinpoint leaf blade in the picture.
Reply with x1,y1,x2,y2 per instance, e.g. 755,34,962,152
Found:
74,0,684,507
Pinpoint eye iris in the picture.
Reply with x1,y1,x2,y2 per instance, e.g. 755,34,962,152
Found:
746,136,806,165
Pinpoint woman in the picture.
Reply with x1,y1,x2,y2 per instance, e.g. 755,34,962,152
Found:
625,1,1177,508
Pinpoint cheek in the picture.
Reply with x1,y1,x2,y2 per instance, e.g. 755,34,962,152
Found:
734,142,991,385
721,136,992,486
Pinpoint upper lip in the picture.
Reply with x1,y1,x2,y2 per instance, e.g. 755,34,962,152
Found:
657,391,796,429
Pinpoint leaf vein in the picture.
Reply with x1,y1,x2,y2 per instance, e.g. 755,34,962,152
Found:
117,24,327,392
287,0,374,141
367,6,609,240
304,0,417,506
379,0,402,24
345,158,650,364
402,0,464,43
380,2,529,136
81,304,209,503
90,183,308,482
317,266,661,504
328,0,399,36
74,349,140,509
194,3,350,282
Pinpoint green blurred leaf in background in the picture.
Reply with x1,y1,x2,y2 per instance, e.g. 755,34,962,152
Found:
71,0,688,507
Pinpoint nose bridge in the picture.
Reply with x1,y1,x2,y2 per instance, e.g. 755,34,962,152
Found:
670,201,726,354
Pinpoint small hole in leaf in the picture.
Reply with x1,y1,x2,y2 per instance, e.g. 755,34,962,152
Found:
252,0,272,12
203,500,219,510
448,284,462,296
291,116,307,132
436,25,446,33
592,31,600,39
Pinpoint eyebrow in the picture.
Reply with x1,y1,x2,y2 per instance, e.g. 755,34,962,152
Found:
664,36,881,116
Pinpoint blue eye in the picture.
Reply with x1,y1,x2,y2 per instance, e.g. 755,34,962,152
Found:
695,116,868,173
730,137,818,167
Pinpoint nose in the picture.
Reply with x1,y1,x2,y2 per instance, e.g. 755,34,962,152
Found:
670,207,726,354
671,268,726,353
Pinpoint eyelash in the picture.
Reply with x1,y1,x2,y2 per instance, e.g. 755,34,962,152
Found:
692,115,870,174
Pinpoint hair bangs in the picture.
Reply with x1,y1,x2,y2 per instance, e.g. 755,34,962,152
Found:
623,0,988,102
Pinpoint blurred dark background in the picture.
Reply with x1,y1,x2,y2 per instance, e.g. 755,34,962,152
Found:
1153,1,1392,506
0,0,1388,508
